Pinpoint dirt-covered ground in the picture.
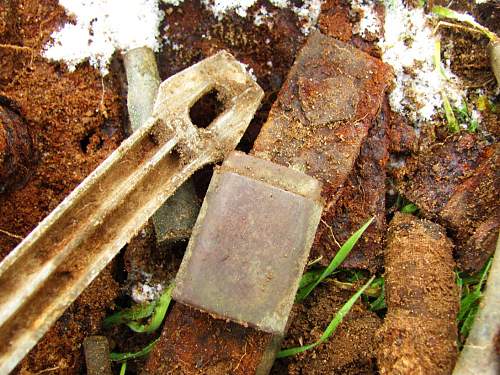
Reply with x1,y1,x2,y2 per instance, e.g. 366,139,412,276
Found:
0,0,498,374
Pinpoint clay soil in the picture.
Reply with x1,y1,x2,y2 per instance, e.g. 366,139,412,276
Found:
0,0,498,374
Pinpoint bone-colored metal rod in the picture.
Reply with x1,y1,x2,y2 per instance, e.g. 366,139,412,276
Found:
124,46,201,245
453,232,500,375
0,51,263,374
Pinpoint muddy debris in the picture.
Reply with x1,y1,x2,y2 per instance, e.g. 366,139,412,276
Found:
271,282,381,375
252,30,392,269
397,133,499,272
377,213,459,375
0,102,35,193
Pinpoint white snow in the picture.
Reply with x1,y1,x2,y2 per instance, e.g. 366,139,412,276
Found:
131,281,164,303
44,0,164,75
351,0,382,38
200,0,323,35
378,1,466,124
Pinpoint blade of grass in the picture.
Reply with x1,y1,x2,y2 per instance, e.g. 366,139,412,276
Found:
432,6,497,41
458,258,492,322
401,203,418,214
296,217,374,301
277,276,375,358
433,39,459,132
119,362,127,375
369,280,386,311
103,301,156,329
127,283,174,333
299,269,332,289
110,338,159,362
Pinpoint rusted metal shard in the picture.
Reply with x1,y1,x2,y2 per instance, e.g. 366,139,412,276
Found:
251,30,392,268
144,303,281,375
174,151,323,335
0,51,263,374
83,336,113,375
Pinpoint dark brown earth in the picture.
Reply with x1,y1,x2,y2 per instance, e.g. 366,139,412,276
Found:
0,0,498,374
144,303,275,375
377,213,459,375
271,282,381,374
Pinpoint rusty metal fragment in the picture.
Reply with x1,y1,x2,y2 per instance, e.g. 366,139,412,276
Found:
252,30,392,268
174,151,323,335
0,51,263,374
144,304,280,375
397,134,499,272
0,102,34,193
83,336,113,375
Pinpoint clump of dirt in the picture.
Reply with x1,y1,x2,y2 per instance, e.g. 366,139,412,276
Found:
271,282,381,374
377,213,459,375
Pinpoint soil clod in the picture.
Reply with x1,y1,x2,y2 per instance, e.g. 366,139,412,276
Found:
377,213,459,375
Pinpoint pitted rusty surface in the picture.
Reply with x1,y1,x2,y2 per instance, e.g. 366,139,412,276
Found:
144,303,279,375
0,103,34,194
315,100,389,272
173,152,323,335
252,31,392,267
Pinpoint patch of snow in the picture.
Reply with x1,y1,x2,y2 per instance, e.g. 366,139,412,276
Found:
131,281,164,303
44,0,164,75
378,1,466,124
291,0,324,35
162,0,184,6
202,0,257,19
351,0,382,38
253,6,271,27
201,0,323,34
239,61,257,81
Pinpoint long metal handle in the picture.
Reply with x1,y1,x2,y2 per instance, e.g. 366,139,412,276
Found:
0,51,263,374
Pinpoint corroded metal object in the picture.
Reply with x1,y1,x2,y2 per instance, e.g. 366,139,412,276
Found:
148,151,322,374
252,30,392,270
0,102,34,193
0,51,263,374
83,336,113,375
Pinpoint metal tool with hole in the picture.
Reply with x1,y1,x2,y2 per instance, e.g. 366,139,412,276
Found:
0,51,263,374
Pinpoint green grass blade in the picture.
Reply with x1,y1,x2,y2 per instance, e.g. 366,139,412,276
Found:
432,6,497,41
460,303,479,337
127,283,174,333
278,276,375,358
401,203,418,214
103,301,156,329
119,362,127,375
110,338,159,362
299,269,330,289
369,281,386,311
296,217,374,301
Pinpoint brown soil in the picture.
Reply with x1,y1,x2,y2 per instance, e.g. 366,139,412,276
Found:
0,0,498,374
0,0,125,373
271,282,381,374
